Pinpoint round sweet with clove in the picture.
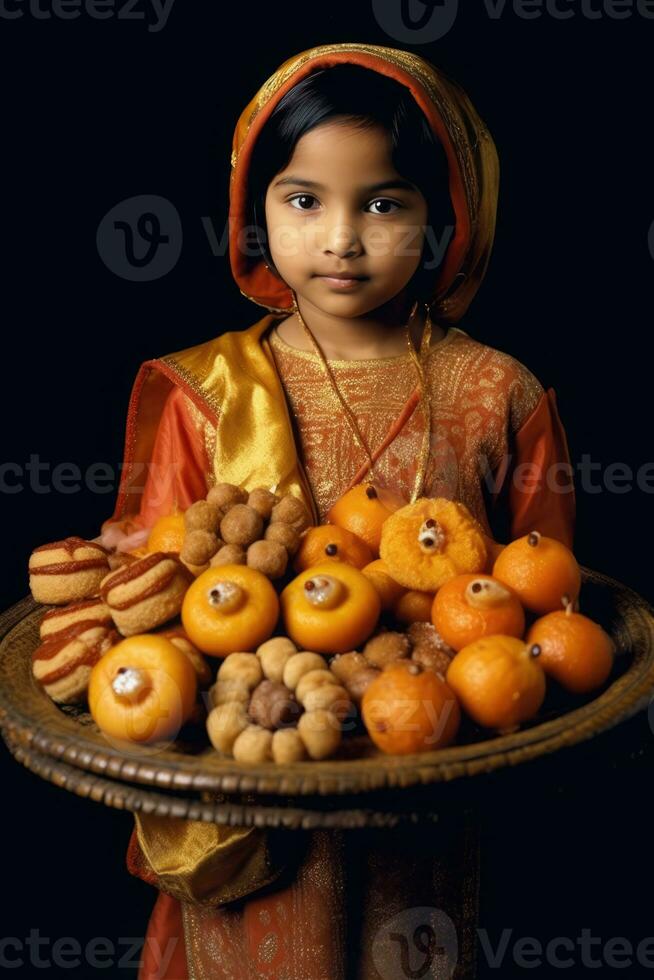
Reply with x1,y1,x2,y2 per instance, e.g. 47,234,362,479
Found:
248,679,302,730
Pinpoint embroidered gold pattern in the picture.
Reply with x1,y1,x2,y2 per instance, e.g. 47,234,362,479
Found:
268,326,543,530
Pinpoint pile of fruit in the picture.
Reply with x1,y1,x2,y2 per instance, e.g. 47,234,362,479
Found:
27,483,617,760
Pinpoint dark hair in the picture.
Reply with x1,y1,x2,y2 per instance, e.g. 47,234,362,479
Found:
248,64,456,305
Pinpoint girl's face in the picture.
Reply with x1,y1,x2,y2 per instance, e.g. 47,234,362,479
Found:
264,119,429,317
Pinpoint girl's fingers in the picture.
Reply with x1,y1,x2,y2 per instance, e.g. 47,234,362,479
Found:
116,528,150,553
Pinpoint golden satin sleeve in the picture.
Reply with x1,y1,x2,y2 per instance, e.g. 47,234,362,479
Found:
131,811,288,907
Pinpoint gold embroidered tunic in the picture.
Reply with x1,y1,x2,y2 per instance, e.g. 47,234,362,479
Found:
267,323,545,531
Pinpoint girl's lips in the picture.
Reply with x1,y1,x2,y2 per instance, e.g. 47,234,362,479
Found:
317,275,368,289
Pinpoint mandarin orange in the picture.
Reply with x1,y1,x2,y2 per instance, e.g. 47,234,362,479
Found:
432,574,525,651
526,599,615,693
293,524,375,573
326,482,406,555
361,660,460,755
446,635,546,732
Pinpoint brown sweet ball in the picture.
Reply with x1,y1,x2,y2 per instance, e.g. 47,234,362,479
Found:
345,666,380,704
246,540,288,579
269,494,312,534
283,652,328,691
206,483,249,512
29,537,111,605
363,631,411,669
206,701,249,754
217,651,263,691
101,553,192,636
232,724,273,764
248,679,302,730
209,678,251,708
408,621,456,677
295,668,337,704
184,500,221,533
297,708,342,760
210,544,246,567
256,637,298,683
247,487,280,521
302,684,351,723
220,504,264,547
181,529,220,566
264,521,301,555
271,728,307,763
330,651,369,685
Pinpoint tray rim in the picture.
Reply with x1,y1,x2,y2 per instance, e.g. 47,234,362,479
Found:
1,565,653,798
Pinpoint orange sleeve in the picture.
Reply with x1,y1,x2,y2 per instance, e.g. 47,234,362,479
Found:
487,388,576,550
102,386,212,538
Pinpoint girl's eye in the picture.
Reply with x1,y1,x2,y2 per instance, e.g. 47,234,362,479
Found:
367,198,401,215
288,194,320,211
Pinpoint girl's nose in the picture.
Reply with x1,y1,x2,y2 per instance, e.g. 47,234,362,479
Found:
323,221,363,259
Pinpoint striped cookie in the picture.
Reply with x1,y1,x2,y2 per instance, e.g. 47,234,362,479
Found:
29,537,111,605
32,622,119,704
39,596,113,642
101,552,193,636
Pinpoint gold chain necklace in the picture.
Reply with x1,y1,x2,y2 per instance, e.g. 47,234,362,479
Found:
290,290,433,503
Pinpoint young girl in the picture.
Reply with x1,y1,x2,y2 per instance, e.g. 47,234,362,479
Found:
102,42,576,980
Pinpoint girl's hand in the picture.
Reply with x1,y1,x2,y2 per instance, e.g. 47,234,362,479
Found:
92,524,150,553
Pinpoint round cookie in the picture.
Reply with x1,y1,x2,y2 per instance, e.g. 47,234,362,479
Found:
101,552,193,636
40,596,113,642
29,537,111,605
32,622,120,704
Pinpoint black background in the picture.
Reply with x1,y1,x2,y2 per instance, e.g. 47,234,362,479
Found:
1,1,653,976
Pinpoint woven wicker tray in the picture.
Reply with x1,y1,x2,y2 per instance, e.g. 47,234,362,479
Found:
1,566,653,823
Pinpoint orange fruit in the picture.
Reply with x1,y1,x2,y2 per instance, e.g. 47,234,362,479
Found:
146,511,186,554
280,560,381,654
181,564,279,657
88,634,197,744
393,589,435,625
293,524,375,573
361,660,460,755
432,574,525,651
379,497,487,592
526,600,615,694
361,558,406,611
492,531,581,615
446,635,546,732
327,482,406,555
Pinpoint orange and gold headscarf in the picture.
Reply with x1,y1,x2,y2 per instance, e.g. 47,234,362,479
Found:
228,42,500,326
